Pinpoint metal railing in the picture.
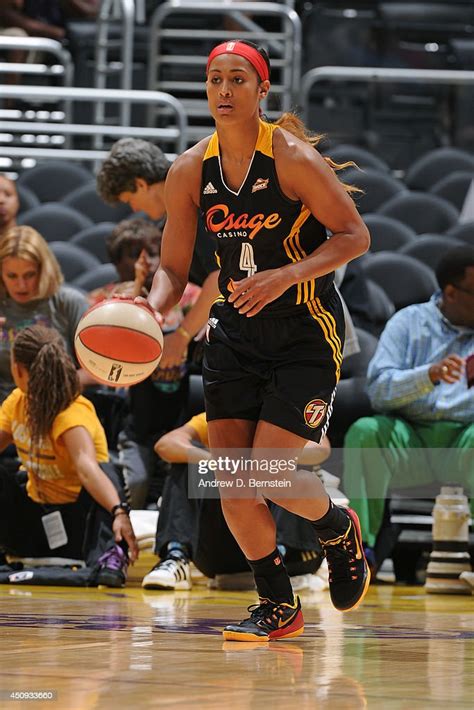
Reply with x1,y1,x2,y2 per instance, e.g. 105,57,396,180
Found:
147,1,302,144
0,37,74,150
0,36,74,86
0,85,187,171
109,0,145,22
301,66,474,125
94,0,136,129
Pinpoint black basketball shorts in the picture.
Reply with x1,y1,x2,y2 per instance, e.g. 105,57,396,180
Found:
202,286,345,442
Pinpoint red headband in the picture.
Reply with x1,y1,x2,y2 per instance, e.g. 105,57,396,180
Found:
206,41,269,82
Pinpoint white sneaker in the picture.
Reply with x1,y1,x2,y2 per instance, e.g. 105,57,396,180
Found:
142,557,192,590
288,562,330,593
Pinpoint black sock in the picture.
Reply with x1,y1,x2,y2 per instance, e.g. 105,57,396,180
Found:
247,548,294,604
311,500,349,539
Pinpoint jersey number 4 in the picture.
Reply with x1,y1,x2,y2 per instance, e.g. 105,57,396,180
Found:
239,242,257,277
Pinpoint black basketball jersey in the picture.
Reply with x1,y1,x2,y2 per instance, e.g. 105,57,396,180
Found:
200,119,333,317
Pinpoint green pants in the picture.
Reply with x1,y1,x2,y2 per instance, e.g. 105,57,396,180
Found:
343,416,474,548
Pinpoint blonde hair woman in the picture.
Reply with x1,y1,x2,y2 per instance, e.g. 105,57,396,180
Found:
0,225,90,402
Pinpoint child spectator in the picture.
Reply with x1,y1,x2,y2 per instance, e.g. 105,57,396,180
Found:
88,217,162,304
87,217,201,508
0,325,138,586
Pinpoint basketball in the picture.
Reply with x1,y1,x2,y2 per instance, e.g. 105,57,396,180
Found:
74,298,163,387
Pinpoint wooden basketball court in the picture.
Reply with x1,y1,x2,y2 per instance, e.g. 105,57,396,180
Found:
0,571,472,709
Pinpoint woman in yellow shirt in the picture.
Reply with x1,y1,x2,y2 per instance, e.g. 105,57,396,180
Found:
0,324,138,586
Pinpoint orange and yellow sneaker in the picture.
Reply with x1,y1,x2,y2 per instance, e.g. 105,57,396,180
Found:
319,507,371,612
223,596,304,642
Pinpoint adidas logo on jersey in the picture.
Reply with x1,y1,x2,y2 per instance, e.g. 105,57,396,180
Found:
203,182,218,195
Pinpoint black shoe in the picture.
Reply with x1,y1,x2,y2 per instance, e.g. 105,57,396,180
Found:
223,596,304,642
318,508,370,612
96,544,129,588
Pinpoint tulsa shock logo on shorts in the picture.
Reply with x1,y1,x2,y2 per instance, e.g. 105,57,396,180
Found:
304,399,328,428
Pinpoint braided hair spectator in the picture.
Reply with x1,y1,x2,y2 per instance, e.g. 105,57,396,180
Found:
0,325,138,586
15,325,80,450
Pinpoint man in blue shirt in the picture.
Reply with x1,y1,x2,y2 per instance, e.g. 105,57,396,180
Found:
344,245,474,569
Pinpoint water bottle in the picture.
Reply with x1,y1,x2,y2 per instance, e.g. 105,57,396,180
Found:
425,486,472,594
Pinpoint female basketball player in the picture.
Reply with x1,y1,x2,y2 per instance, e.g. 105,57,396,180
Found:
146,40,371,640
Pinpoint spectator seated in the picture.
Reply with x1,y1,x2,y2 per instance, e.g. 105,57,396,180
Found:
343,246,474,576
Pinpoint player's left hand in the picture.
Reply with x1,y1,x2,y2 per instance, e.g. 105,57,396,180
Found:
228,269,292,316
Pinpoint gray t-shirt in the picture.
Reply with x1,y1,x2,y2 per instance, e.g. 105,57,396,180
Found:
0,285,88,402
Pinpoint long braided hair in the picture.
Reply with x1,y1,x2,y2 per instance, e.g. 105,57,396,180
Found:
12,325,80,450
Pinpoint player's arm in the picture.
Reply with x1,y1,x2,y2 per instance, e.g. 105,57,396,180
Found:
154,423,211,464
158,270,219,369
279,138,370,282
147,150,202,315
178,270,219,339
